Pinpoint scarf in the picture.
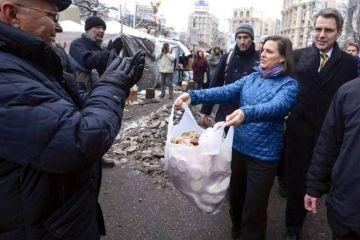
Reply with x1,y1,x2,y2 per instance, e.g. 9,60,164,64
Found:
259,63,284,78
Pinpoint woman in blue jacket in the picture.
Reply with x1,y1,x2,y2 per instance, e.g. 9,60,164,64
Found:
175,36,299,240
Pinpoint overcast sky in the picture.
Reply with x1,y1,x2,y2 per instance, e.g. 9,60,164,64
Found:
101,0,283,32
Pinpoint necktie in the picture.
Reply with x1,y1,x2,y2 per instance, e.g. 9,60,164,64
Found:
320,53,328,70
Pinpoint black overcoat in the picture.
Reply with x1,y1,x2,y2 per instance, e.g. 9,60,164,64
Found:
285,42,358,184
306,78,360,233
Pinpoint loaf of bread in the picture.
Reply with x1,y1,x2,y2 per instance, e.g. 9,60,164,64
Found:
171,131,200,147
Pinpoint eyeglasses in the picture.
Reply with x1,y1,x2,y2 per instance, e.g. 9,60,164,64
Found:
15,3,60,23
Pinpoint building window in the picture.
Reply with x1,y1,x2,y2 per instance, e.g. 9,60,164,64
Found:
246,11,249,17
234,11,237,17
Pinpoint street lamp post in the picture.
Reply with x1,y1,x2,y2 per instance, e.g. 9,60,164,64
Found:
119,2,123,33
193,17,196,59
133,2,138,28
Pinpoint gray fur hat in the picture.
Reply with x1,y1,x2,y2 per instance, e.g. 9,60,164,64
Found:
234,23,254,40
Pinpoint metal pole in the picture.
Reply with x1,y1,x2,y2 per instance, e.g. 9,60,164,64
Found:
120,1,123,33
193,17,196,59
133,3,137,28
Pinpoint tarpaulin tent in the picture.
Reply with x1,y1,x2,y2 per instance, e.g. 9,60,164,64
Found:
57,21,191,90
105,21,159,90
120,33,159,90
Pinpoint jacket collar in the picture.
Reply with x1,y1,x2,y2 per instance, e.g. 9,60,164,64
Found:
306,42,343,86
0,21,63,79
81,33,103,49
310,42,342,64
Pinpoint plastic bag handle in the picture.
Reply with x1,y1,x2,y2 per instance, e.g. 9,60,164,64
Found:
167,104,196,136
224,125,234,145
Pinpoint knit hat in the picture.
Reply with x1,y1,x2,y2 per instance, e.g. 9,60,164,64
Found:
54,0,71,12
234,23,254,40
85,16,106,31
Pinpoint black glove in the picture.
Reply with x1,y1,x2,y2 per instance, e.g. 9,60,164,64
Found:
133,50,146,84
107,37,123,55
99,50,146,94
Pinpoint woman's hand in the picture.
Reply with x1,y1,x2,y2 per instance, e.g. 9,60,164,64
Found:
304,194,320,214
199,113,209,126
174,93,191,109
225,109,245,127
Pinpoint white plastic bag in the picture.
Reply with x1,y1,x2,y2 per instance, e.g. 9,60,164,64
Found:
165,105,234,214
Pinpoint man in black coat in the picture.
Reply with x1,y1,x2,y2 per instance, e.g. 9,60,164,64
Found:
0,0,145,239
70,16,123,167
200,23,259,124
304,78,360,240
284,8,358,239
70,16,123,91
199,23,259,240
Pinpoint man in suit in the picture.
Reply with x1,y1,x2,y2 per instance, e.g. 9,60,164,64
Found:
284,8,358,240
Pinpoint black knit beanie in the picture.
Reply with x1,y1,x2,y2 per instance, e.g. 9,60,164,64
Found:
85,16,106,31
54,0,71,11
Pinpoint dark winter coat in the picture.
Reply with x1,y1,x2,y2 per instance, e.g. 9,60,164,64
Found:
285,43,358,183
200,43,259,121
207,51,222,76
69,33,111,76
192,54,208,83
190,67,298,161
0,22,127,240
306,78,360,233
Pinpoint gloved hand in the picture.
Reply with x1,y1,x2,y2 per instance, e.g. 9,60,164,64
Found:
107,37,123,55
99,50,146,94
133,50,146,83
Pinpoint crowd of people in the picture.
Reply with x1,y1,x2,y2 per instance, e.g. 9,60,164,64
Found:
175,7,360,240
0,0,359,240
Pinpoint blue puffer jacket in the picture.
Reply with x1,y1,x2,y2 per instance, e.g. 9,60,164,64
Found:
189,66,299,161
0,22,126,239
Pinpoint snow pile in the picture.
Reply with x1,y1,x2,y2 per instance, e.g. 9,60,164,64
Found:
104,104,215,189
59,20,84,32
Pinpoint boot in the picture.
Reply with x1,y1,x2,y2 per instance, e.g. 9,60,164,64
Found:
286,228,300,240
101,157,115,168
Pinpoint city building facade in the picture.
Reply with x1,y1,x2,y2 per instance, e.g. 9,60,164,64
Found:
187,0,219,48
229,7,279,49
